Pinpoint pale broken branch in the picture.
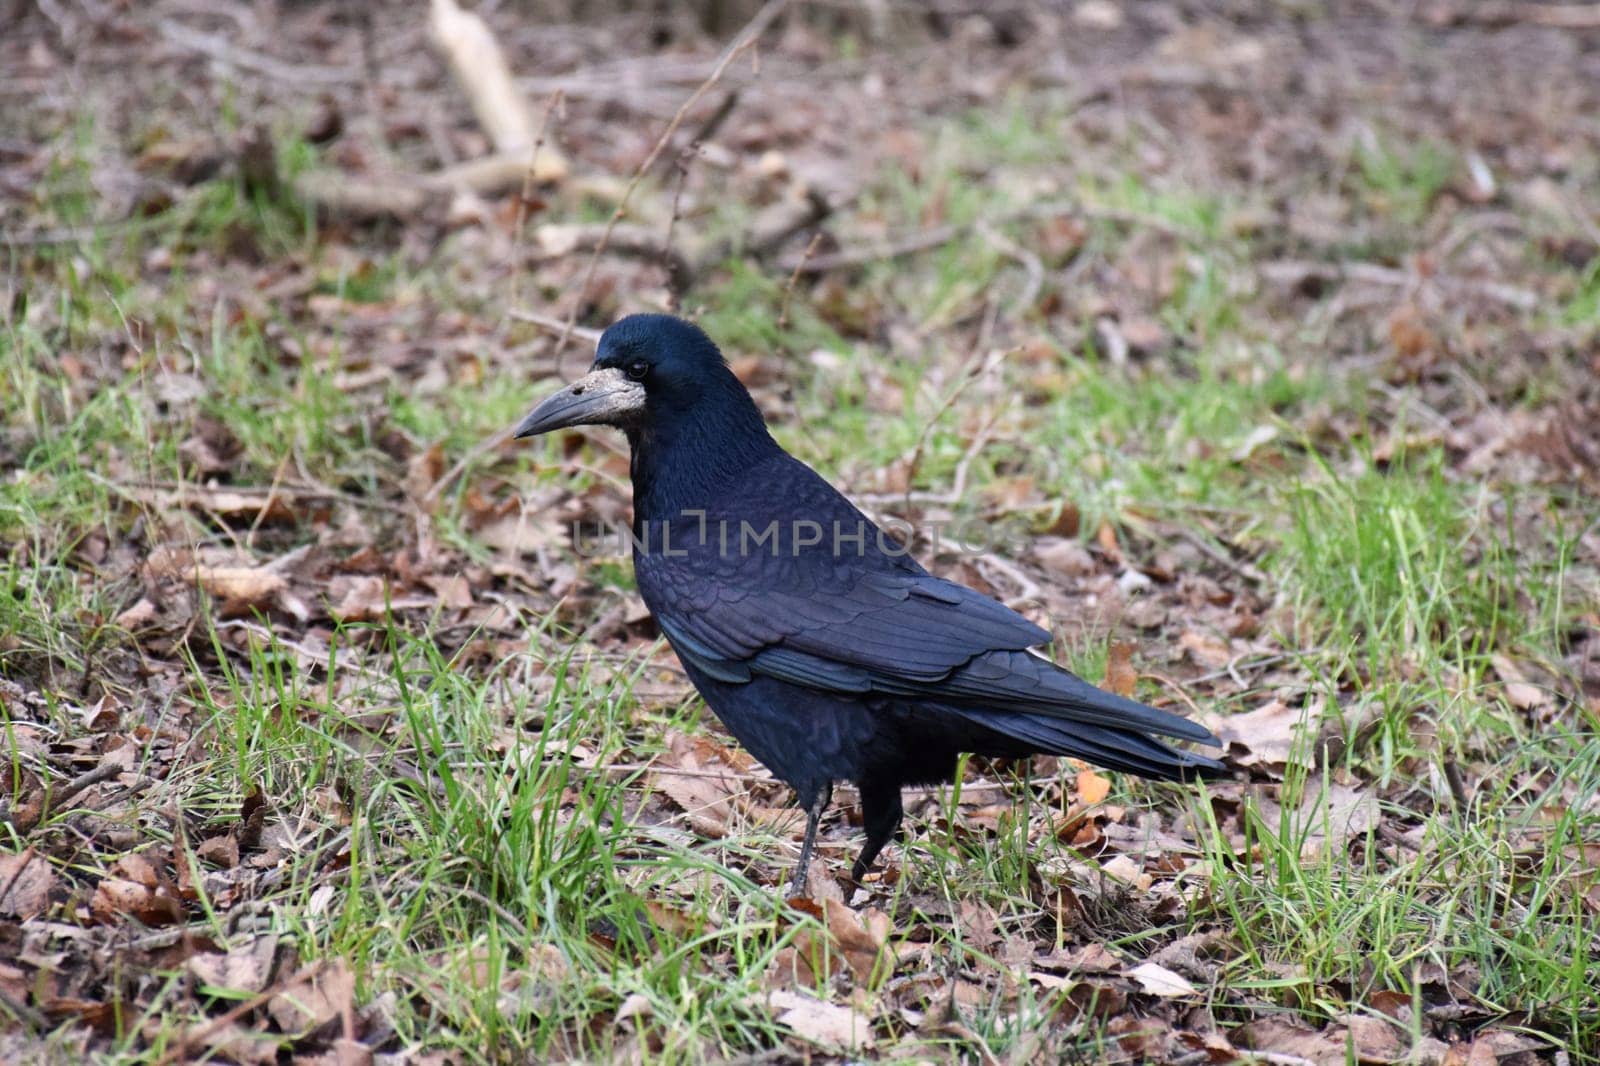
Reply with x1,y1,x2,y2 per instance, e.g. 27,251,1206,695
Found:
267,0,569,221
430,0,533,153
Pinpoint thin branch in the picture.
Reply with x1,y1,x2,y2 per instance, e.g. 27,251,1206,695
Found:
1421,0,1600,28
901,352,1007,515
160,21,357,86
781,199,1201,276
977,221,1045,315
509,309,602,344
44,762,124,814
779,233,823,328
553,0,792,373
1260,259,1540,311
511,90,567,310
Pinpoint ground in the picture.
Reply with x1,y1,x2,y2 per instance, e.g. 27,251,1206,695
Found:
2,0,1599,1062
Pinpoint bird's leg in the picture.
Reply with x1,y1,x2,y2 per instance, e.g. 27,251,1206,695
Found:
851,780,905,882
787,785,831,898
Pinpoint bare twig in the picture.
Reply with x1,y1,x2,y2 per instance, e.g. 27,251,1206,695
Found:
852,414,1000,508
4,217,159,247
781,199,1201,276
1421,0,1600,27
976,553,1042,610
537,223,696,296
779,233,823,328
977,221,1045,315
508,309,603,344
431,0,547,159
901,350,1007,515
421,311,601,507
44,762,123,814
1260,259,1539,311
159,21,357,86
0,847,37,911
690,89,743,146
553,0,792,373
511,90,567,309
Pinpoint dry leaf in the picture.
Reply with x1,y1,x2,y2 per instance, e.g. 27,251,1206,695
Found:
1102,641,1138,698
765,989,874,1051
822,898,890,984
1077,768,1112,806
1210,698,1318,772
0,849,55,919
1345,1014,1403,1063
1179,627,1233,669
1035,537,1095,578
90,877,184,926
114,597,159,629
328,576,390,622
652,734,741,839
188,935,279,994
1236,1018,1351,1065
1492,655,1549,710
195,565,286,606
1127,961,1196,998
268,959,356,1035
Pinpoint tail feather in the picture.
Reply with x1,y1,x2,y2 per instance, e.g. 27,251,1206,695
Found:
946,705,1227,782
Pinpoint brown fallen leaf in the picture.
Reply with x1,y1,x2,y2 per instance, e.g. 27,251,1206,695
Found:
1034,537,1096,578
195,565,286,606
197,833,241,869
1236,1018,1351,1065
765,989,874,1051
268,958,356,1035
1344,1014,1404,1063
114,597,159,629
822,898,890,984
91,877,184,926
1280,781,1380,860
326,575,433,622
1492,654,1550,711
1077,768,1112,806
1035,941,1123,975
1209,698,1322,773
651,732,746,840
1450,1029,1546,1065
0,848,55,919
188,935,280,995
1179,627,1233,669
1103,640,1138,698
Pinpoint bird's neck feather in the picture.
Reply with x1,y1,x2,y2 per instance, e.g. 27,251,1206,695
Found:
628,378,780,519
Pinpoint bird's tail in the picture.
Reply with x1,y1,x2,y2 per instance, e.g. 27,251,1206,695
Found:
945,705,1227,782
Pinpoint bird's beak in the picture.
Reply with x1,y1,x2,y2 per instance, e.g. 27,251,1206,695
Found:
512,366,646,438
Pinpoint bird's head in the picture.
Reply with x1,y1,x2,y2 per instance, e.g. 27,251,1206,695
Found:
512,314,738,439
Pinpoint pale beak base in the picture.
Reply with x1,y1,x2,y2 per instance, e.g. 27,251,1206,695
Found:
512,366,647,438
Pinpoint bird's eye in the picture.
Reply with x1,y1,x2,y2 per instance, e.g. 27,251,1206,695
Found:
626,360,649,381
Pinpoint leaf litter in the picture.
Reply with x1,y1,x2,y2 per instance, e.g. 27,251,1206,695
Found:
2,0,1598,1061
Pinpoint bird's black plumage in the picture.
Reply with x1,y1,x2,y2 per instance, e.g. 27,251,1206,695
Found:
515,313,1223,893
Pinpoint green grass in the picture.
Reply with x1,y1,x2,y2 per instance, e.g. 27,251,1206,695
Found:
3,72,1598,1065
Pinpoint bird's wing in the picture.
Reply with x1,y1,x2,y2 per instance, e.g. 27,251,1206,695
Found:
634,460,1214,745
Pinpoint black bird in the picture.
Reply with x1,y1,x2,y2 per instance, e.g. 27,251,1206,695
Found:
514,314,1222,894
